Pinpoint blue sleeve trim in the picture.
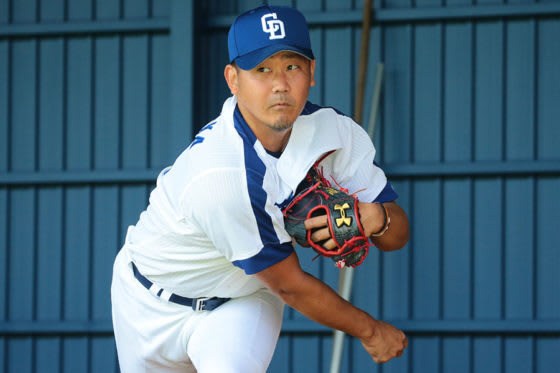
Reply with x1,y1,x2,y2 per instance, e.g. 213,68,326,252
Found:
373,181,398,203
233,242,294,275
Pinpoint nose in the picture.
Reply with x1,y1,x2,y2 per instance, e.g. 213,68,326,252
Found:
272,71,289,93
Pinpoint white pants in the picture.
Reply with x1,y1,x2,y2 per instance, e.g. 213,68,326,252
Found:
111,249,285,373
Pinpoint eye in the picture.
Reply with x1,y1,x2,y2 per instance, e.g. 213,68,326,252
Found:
287,64,300,71
256,66,271,73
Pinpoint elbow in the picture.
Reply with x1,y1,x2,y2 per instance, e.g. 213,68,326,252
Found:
275,287,296,304
254,252,309,304
268,272,311,307
266,283,300,308
256,271,307,305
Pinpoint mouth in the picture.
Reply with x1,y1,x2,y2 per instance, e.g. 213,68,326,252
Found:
270,102,291,109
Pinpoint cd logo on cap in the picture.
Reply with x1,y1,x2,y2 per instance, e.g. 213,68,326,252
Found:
261,13,285,40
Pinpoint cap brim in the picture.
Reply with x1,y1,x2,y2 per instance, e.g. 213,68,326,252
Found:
234,44,315,70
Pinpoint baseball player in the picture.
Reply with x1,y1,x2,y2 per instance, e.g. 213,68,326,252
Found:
111,5,409,372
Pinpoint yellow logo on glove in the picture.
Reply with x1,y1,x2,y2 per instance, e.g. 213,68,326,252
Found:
334,203,352,227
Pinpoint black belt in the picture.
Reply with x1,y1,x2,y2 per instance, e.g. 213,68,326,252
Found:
131,262,230,311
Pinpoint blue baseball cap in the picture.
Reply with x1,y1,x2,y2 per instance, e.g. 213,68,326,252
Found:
228,5,315,70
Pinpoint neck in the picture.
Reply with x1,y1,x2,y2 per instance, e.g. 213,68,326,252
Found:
258,127,292,153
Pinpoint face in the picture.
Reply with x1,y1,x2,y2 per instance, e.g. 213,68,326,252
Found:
225,51,316,133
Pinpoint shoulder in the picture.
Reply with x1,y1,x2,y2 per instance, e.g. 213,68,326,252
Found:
297,101,371,148
299,101,365,133
300,101,348,117
300,101,351,120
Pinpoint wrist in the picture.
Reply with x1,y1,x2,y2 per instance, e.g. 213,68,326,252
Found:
360,317,380,342
371,203,391,237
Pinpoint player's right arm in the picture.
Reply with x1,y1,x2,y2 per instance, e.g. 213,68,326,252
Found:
254,251,407,364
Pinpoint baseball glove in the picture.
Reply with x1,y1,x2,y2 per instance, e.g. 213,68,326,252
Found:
282,168,371,268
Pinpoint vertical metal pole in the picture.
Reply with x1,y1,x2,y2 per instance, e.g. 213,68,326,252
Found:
330,61,384,373
329,0,373,372
367,63,384,140
329,267,355,373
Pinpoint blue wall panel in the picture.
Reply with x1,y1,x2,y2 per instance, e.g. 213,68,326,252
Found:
413,23,443,163
537,19,560,160
473,178,503,319
11,40,36,171
411,336,440,372
537,178,560,319
412,179,442,320
150,34,172,167
37,187,63,320
36,336,61,373
383,24,412,163
537,336,560,373
442,336,471,373
506,20,536,161
475,21,504,160
442,179,472,318
1,0,559,372
473,336,502,373
506,337,534,373
0,0,172,371
444,22,473,161
0,42,7,171
505,178,535,319
67,37,93,169
63,336,88,372
123,35,149,169
95,36,120,169
39,38,65,170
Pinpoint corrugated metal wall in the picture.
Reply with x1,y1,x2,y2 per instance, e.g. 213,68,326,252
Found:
1,0,559,372
0,0,181,371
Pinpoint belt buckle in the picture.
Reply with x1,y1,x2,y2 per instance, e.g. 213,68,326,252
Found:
193,297,211,311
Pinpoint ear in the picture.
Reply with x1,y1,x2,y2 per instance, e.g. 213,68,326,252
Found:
309,59,316,87
224,64,239,95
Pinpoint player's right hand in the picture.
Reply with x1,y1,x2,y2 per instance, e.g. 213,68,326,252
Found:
360,320,408,364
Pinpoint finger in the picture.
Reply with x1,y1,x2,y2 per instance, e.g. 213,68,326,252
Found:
304,215,328,230
321,239,337,250
310,227,331,242
374,356,389,364
309,228,337,251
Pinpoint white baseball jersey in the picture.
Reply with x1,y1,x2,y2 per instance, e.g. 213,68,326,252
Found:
125,96,396,299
